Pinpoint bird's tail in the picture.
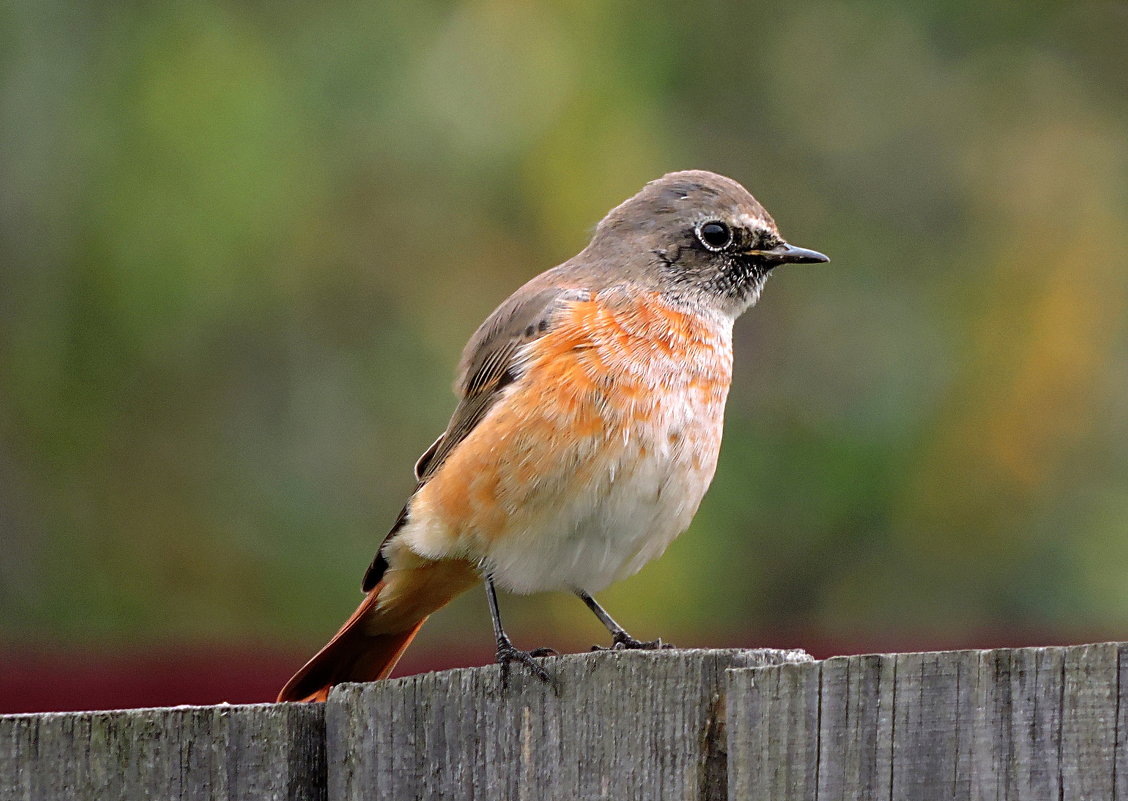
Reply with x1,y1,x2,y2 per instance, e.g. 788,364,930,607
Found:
276,585,423,702
277,558,479,703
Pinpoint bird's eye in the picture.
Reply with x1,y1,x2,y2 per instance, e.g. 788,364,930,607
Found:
697,221,732,251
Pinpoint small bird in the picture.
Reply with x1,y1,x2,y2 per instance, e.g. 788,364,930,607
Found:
278,170,827,702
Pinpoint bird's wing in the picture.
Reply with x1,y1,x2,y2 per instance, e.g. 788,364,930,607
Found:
361,284,590,591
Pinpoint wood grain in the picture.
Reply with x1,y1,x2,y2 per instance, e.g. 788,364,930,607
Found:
0,702,325,801
326,648,811,801
4,643,1123,800
727,642,1127,801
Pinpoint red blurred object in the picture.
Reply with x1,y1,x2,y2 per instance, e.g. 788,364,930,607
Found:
0,645,300,714
0,641,496,714
0,628,1112,714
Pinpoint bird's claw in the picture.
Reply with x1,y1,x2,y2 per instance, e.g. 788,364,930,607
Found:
496,641,557,690
591,633,676,652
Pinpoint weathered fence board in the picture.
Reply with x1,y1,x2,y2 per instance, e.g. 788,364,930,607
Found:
4,643,1126,800
727,642,1127,801
325,648,811,801
1119,645,1128,801
0,702,325,801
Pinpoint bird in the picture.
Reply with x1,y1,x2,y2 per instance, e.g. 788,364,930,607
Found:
277,170,828,702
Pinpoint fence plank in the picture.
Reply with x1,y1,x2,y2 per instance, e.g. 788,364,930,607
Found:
0,702,325,801
892,649,975,800
1061,642,1120,800
325,648,811,801
1118,645,1128,801
818,653,893,801
726,659,820,799
4,643,1125,800
726,643,1127,801
998,645,1064,799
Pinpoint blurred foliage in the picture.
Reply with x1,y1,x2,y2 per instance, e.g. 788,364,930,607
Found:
2,0,1128,656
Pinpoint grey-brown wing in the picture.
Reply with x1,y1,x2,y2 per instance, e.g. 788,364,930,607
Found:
361,285,588,591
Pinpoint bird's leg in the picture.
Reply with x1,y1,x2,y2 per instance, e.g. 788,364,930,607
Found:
485,575,557,688
577,590,675,651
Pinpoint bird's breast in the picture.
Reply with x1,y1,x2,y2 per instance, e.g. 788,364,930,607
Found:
404,291,735,593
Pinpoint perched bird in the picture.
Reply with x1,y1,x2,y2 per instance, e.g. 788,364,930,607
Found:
278,170,827,702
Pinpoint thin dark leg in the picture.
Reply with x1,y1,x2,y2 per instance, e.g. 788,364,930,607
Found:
485,576,557,688
577,590,675,651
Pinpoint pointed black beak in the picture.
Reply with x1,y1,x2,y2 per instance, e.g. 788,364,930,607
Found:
746,242,830,266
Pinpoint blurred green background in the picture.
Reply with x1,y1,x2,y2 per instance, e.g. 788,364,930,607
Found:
3,0,1128,708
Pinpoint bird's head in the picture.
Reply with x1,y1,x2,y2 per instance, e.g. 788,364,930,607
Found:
586,170,828,317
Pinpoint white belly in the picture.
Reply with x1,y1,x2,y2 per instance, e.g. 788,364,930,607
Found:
477,392,726,595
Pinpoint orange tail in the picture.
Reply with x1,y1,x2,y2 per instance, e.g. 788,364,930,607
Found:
277,584,426,702
278,558,480,702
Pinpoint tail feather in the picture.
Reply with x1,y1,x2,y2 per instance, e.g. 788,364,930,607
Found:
277,584,426,703
279,556,480,702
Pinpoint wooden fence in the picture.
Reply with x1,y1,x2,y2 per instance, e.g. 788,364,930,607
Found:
2,643,1125,800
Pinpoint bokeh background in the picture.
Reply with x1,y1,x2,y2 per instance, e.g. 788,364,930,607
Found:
3,0,1128,712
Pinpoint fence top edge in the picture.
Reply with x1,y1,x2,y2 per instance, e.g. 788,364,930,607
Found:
16,643,1122,719
328,647,814,699
724,640,1128,675
0,700,326,723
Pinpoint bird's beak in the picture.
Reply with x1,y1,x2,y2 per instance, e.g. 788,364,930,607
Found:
745,242,829,266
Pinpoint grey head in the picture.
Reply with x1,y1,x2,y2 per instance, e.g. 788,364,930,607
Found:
572,169,828,317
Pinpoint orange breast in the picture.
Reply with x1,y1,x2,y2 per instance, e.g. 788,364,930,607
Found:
405,289,733,587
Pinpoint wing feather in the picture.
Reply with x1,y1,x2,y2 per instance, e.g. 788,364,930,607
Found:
361,285,589,591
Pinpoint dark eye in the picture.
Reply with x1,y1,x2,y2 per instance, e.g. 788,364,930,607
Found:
697,221,732,251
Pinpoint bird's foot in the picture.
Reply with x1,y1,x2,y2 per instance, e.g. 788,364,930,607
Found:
591,631,676,652
496,640,558,690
